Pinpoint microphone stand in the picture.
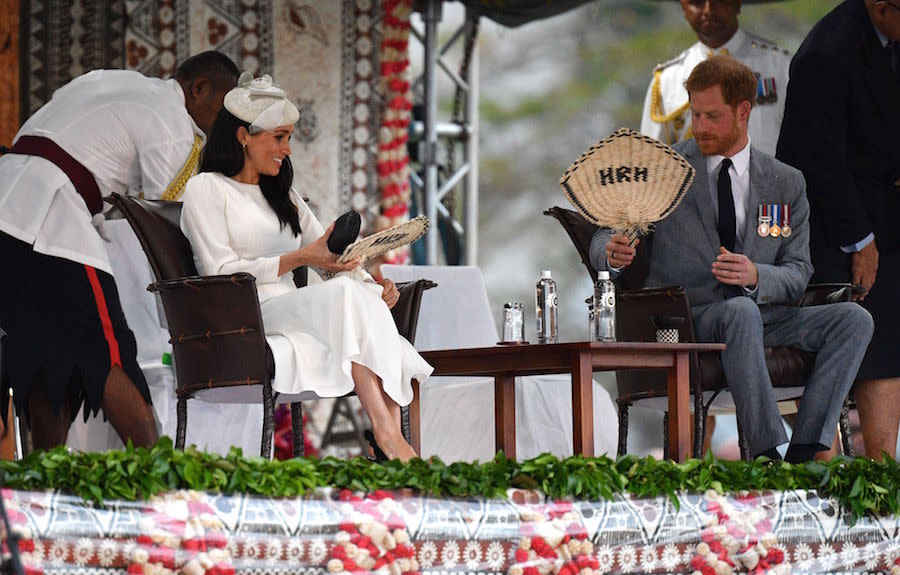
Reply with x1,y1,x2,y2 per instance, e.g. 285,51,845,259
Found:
0,327,24,575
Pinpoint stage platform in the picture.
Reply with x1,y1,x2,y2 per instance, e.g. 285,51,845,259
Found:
3,486,899,574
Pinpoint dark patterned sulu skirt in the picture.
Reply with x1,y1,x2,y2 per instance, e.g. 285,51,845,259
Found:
0,231,150,425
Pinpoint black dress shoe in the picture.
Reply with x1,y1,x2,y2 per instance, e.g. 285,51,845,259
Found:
328,210,361,254
784,443,817,464
363,429,389,462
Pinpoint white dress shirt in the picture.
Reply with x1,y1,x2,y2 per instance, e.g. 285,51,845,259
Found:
0,70,202,274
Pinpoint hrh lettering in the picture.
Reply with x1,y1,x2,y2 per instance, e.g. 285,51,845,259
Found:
597,165,649,185
371,233,406,247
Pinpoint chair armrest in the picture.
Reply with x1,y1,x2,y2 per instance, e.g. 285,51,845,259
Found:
619,286,687,300
148,273,266,329
617,286,696,342
149,272,255,291
149,272,270,397
796,282,856,306
392,279,437,345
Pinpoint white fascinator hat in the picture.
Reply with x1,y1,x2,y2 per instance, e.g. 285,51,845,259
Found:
223,72,300,134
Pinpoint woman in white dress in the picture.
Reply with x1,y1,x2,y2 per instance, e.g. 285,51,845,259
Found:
180,75,432,461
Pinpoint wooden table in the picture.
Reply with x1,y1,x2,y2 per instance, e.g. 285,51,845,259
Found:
411,341,724,462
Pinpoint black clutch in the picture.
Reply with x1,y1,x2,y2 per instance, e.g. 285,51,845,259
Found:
327,210,361,254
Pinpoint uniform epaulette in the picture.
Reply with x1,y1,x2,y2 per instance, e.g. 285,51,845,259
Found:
750,39,790,57
653,51,687,73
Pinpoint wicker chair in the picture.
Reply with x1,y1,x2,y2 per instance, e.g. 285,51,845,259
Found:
108,193,434,458
545,206,855,459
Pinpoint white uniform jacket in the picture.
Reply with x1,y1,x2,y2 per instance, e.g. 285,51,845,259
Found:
639,28,791,157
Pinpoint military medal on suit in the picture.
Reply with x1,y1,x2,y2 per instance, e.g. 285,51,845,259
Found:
757,204,771,237
781,204,792,237
769,204,782,237
758,203,792,238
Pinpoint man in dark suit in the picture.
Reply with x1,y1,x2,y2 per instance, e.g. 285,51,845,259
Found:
591,56,873,462
777,0,900,459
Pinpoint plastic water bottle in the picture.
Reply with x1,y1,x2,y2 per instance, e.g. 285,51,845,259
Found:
594,270,616,342
536,270,558,344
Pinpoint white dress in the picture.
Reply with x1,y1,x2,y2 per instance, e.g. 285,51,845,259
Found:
180,172,432,405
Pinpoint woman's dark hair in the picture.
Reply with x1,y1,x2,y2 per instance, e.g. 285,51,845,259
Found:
200,108,301,236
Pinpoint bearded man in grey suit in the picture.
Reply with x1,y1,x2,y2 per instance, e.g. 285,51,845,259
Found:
590,56,873,462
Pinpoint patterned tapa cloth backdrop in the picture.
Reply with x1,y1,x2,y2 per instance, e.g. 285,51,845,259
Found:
9,0,413,245
0,0,19,147
3,487,900,575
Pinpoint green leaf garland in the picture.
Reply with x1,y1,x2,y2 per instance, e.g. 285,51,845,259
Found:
1,437,898,522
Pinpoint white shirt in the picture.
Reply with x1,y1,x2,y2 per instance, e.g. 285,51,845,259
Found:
0,70,202,274
707,140,752,252
640,28,791,156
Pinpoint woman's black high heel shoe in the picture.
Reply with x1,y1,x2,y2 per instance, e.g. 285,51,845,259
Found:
363,429,389,462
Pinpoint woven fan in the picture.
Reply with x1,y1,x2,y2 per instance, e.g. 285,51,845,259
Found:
337,215,430,264
559,128,694,240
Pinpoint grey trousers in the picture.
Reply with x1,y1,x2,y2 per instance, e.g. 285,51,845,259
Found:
691,297,873,456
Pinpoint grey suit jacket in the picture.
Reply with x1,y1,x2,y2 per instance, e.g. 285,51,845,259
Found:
589,139,813,307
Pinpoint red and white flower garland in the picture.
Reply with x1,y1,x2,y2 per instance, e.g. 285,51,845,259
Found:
128,491,233,575
508,500,599,575
327,489,419,575
688,490,787,575
0,489,234,575
376,0,414,265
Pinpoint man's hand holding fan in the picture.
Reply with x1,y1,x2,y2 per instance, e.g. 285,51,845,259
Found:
559,128,695,268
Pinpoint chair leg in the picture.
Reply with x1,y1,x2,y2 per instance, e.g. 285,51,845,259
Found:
693,394,705,459
261,382,275,458
736,414,751,461
401,405,410,443
291,402,304,458
176,397,187,450
839,397,854,457
617,399,630,457
662,412,670,460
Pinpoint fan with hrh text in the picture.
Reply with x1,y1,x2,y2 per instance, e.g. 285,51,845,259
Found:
337,215,430,265
559,128,694,241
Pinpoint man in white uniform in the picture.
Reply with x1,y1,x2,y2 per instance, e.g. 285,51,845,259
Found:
0,52,239,450
640,0,791,156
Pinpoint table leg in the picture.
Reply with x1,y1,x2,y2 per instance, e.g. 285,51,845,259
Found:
409,379,421,455
572,351,594,456
494,375,516,459
667,350,691,462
